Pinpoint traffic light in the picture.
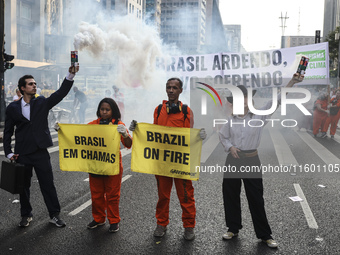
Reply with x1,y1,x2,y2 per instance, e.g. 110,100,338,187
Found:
3,53,14,71
4,62,14,69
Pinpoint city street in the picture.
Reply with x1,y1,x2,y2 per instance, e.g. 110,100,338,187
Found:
1,0,339,254
0,125,339,255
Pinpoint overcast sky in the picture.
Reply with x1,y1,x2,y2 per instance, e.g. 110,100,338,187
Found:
219,0,325,52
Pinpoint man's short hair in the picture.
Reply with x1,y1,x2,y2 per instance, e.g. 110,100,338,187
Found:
18,75,34,95
166,78,183,88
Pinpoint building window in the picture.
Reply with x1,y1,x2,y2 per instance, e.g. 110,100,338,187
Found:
102,0,107,8
20,3,32,20
20,29,31,46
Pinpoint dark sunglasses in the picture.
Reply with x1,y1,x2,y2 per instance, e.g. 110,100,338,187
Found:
27,82,37,85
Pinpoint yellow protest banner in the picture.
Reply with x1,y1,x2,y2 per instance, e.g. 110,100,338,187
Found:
58,123,121,175
131,123,202,181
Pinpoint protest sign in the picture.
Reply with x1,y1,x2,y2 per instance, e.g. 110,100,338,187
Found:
58,124,121,175
131,123,202,180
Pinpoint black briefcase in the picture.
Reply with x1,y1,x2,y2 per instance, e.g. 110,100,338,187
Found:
0,161,25,194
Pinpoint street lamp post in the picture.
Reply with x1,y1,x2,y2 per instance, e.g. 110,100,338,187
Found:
338,33,340,89
0,0,5,126
335,31,340,89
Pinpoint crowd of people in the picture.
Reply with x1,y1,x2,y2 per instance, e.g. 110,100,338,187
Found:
2,64,339,251
312,88,340,138
5,78,126,126
283,85,340,138
5,80,52,101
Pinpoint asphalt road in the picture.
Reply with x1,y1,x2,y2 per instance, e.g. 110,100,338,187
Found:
0,125,340,255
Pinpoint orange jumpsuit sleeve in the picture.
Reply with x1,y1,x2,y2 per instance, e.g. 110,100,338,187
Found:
186,107,194,128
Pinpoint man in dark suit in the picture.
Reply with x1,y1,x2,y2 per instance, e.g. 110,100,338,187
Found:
3,65,78,228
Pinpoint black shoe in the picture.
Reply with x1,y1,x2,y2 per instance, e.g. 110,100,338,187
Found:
109,223,119,233
153,224,167,237
49,215,66,227
184,227,195,240
320,132,327,138
87,220,105,229
19,216,33,227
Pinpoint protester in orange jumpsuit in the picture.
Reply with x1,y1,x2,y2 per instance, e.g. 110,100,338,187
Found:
322,89,340,138
129,78,206,241
313,93,329,138
87,98,132,233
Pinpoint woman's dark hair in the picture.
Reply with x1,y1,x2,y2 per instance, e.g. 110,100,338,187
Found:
96,97,121,120
18,75,34,94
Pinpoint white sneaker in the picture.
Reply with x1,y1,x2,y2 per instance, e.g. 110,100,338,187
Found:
222,232,238,240
262,238,278,248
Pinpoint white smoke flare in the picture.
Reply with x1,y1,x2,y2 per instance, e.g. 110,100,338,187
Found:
73,15,166,88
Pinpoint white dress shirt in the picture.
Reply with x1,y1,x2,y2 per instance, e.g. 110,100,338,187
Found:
21,98,30,120
219,95,281,154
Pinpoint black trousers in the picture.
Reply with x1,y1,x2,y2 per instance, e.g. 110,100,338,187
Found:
222,153,272,239
17,148,61,218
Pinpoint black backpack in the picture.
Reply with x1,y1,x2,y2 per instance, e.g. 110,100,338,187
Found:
156,104,188,121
